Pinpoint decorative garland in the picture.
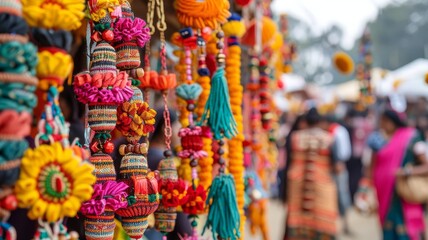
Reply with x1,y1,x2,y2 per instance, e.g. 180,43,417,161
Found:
202,28,241,240
13,0,96,239
356,29,374,107
112,1,162,239
223,13,246,238
74,1,132,239
174,26,207,238
0,2,38,229
175,0,230,30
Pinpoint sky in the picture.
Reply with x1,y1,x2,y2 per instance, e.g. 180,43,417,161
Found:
271,0,395,49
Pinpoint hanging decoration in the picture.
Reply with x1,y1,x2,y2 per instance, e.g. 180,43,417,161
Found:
356,28,374,108
193,29,215,192
112,1,162,239
222,13,246,237
146,0,190,237
12,0,97,238
202,28,241,240
173,22,208,240
0,0,38,234
333,51,354,75
74,1,133,239
241,1,277,239
175,0,230,30
15,142,95,222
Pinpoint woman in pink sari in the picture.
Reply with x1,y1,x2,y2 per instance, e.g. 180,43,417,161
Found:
367,110,428,240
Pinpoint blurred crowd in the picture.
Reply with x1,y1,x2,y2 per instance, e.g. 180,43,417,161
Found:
275,99,428,240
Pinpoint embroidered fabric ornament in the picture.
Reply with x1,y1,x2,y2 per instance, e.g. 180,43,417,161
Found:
74,42,133,105
113,17,151,47
0,140,28,186
178,127,207,159
15,143,96,222
80,181,128,215
0,83,37,113
0,3,38,218
0,13,29,35
116,154,161,239
0,110,32,140
21,0,85,30
0,41,38,75
81,153,128,240
0,0,22,16
116,101,156,142
113,12,150,70
156,158,188,233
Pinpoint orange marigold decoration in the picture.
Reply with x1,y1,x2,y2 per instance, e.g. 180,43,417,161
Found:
223,13,246,237
174,0,230,30
333,51,354,75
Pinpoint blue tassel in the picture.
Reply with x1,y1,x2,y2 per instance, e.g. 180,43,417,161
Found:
176,83,203,101
203,174,241,240
201,67,237,140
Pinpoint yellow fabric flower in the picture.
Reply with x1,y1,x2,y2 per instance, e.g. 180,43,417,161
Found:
22,0,85,31
333,51,355,75
89,0,123,22
37,50,73,90
15,143,96,222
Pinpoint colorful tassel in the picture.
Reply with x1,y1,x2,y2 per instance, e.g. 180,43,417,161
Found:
201,67,237,140
203,174,241,240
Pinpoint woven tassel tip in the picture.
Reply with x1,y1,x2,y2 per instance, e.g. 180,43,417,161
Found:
203,174,241,240
201,67,237,140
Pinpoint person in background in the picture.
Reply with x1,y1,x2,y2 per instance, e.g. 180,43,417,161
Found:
279,114,307,203
345,109,374,201
365,109,428,240
321,115,352,234
284,108,338,240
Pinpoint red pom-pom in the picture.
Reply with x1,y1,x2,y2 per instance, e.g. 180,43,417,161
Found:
1,194,17,211
236,0,252,6
182,185,207,215
103,141,115,154
159,179,189,208
102,30,114,41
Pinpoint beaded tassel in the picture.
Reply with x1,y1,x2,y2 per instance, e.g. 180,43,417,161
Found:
200,30,237,140
194,29,214,192
174,27,208,240
202,29,240,240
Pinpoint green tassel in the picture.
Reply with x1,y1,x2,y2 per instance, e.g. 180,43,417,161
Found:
202,174,240,240
201,67,237,140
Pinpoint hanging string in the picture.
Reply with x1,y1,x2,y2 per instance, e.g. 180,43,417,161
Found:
163,93,172,150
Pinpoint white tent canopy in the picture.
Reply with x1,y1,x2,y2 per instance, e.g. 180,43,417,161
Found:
377,58,428,98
